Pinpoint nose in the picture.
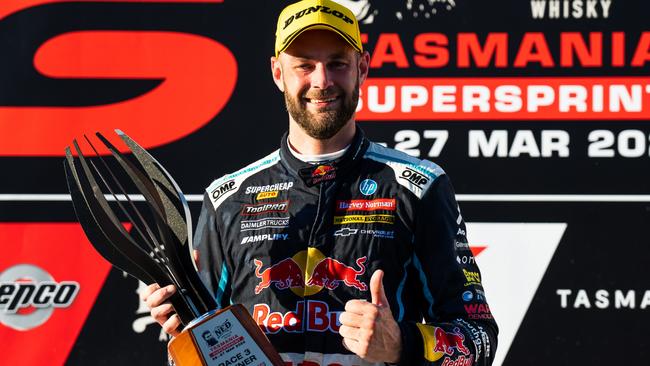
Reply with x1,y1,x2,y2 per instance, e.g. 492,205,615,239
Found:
310,63,333,90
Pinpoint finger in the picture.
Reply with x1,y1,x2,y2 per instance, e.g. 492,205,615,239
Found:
140,283,160,302
151,302,176,324
162,313,182,337
145,284,176,309
339,311,365,327
338,324,361,341
342,337,359,354
370,270,388,307
344,299,373,314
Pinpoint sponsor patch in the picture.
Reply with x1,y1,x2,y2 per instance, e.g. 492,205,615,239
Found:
417,325,470,362
241,233,289,245
336,198,396,212
245,181,294,195
359,179,378,195
441,355,474,366
241,201,289,216
464,303,494,320
252,300,343,334
333,214,394,225
256,191,279,200
399,167,430,188
334,228,395,239
463,269,482,286
210,180,236,202
240,217,290,232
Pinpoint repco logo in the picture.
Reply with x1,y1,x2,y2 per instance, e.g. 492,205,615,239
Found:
211,180,236,200
400,168,429,188
0,264,80,331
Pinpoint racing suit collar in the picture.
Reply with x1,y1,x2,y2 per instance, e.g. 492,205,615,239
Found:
280,126,369,186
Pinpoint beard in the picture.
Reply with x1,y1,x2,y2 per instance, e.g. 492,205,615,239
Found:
284,78,359,140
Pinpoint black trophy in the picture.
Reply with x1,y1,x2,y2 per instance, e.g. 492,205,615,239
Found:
64,130,283,366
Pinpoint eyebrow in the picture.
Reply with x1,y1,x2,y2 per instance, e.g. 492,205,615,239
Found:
290,51,350,62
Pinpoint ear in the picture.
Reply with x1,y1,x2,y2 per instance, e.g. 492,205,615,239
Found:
270,56,285,92
357,51,370,86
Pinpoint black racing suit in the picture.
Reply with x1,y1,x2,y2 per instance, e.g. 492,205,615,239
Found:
194,128,498,366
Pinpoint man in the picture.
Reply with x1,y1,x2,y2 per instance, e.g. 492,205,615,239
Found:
143,1,498,365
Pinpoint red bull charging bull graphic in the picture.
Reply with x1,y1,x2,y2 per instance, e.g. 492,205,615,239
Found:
253,250,368,296
253,258,304,294
433,327,470,356
306,256,367,291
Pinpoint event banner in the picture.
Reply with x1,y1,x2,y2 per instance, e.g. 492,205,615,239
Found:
1,1,648,365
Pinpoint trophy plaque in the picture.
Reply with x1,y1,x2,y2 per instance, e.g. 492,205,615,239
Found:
64,130,283,366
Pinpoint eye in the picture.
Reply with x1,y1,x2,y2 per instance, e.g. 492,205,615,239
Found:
295,63,314,71
329,61,348,70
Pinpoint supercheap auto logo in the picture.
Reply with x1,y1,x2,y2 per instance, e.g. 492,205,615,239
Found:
253,248,367,297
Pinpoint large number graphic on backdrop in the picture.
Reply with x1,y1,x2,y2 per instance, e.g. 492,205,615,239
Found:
0,0,237,156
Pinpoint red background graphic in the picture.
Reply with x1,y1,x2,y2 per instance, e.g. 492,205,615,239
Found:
0,223,111,366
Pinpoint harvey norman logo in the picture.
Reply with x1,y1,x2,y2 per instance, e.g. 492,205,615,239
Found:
336,198,396,212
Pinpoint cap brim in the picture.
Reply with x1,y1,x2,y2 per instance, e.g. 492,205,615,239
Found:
276,23,362,56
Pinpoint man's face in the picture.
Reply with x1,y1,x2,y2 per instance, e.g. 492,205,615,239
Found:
272,30,368,140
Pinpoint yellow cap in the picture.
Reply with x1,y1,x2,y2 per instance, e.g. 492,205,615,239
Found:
275,0,363,57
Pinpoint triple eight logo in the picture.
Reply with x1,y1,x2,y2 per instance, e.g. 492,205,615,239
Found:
253,248,367,296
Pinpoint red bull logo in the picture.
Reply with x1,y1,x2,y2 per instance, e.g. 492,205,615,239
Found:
306,256,367,291
252,249,368,296
433,327,470,356
311,165,334,177
253,300,341,334
441,355,474,366
253,258,304,294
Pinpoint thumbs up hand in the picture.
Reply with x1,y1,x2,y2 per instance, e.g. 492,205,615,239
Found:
339,270,402,363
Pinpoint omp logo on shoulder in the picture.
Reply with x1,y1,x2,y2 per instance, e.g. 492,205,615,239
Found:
0,264,79,331
211,180,236,200
283,6,354,30
242,201,289,215
400,167,430,188
241,233,289,245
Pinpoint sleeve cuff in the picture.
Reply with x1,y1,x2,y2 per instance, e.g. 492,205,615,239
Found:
393,321,423,366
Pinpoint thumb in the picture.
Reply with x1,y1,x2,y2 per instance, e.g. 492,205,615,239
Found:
370,269,389,307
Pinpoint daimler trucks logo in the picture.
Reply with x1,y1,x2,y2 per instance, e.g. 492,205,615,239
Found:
0,264,80,331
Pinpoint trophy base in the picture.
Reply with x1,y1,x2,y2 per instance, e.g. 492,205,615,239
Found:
168,304,283,366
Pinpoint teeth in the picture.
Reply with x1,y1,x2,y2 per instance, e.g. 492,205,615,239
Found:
310,97,337,103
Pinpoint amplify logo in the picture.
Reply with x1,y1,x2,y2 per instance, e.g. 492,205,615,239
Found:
0,264,79,331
